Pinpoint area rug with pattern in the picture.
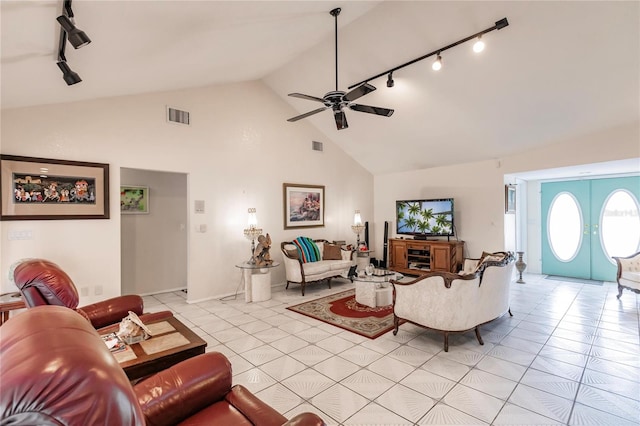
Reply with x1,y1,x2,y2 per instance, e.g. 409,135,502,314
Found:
286,289,400,339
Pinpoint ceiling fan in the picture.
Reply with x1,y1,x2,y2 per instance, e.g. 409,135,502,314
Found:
287,7,394,130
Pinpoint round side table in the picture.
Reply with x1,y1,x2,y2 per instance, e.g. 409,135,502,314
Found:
235,261,280,303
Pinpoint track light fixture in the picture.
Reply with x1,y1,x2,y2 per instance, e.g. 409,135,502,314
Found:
473,36,485,53
57,15,91,49
432,54,442,71
56,61,82,85
55,0,90,86
348,17,509,90
386,72,394,88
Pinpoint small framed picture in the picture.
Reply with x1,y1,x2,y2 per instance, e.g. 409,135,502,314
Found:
505,184,516,214
120,185,149,214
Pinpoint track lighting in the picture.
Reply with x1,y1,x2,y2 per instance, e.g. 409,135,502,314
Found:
348,17,509,90
57,15,91,49
432,54,442,71
473,36,485,53
55,0,89,85
56,61,82,85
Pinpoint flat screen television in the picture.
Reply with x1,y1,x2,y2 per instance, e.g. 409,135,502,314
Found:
396,198,454,238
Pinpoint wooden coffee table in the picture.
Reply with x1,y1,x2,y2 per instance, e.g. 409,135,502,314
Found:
101,315,207,381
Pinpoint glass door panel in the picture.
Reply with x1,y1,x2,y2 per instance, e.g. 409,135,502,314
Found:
590,176,640,281
542,180,591,279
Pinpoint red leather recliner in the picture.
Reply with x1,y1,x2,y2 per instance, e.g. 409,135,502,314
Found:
0,306,326,426
13,258,169,330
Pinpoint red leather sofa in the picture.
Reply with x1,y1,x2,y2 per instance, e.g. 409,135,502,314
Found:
0,305,325,426
13,258,170,329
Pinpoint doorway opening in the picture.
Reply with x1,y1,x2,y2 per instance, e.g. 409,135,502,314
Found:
120,168,188,295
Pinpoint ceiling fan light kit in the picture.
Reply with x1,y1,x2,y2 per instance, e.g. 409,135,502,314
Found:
56,0,91,86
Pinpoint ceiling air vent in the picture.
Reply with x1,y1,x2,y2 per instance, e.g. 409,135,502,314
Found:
312,141,323,152
167,106,190,125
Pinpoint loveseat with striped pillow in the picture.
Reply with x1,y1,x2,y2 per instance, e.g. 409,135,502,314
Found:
280,238,354,295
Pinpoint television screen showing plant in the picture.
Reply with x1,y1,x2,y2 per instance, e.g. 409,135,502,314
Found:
396,199,453,236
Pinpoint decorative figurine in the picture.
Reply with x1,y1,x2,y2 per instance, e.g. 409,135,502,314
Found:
252,233,273,266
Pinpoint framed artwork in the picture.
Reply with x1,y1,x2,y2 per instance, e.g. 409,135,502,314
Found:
120,185,149,214
505,184,516,213
1,154,109,221
283,183,324,229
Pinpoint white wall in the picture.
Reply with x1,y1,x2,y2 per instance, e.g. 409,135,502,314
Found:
1,80,373,303
120,168,187,295
375,159,507,259
373,122,639,262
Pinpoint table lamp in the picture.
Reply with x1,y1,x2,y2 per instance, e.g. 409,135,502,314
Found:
243,208,263,264
351,210,365,248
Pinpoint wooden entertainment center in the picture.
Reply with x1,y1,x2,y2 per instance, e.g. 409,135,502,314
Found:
389,238,464,275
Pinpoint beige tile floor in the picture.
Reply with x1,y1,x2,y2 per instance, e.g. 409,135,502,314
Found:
144,273,639,426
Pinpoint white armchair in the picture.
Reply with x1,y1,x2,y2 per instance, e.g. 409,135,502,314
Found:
392,252,514,352
614,251,640,299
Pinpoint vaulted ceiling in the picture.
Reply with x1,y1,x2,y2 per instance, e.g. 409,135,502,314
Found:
2,1,638,175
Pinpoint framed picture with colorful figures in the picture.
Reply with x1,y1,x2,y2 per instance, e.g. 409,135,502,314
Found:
1,154,109,220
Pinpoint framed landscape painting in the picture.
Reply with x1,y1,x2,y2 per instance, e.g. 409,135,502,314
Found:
283,183,324,229
0,154,109,220
120,185,149,214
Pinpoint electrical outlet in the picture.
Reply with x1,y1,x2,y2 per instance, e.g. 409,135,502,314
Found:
80,287,89,297
94,285,103,296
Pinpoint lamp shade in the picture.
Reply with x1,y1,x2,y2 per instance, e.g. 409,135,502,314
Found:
353,210,362,226
247,208,258,227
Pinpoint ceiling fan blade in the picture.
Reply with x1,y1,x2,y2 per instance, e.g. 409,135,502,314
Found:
287,107,328,122
349,103,394,117
288,93,326,103
343,83,376,102
334,109,348,130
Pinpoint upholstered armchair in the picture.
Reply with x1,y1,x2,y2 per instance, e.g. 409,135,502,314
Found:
0,305,325,426
613,251,640,299
391,252,514,352
12,258,169,330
